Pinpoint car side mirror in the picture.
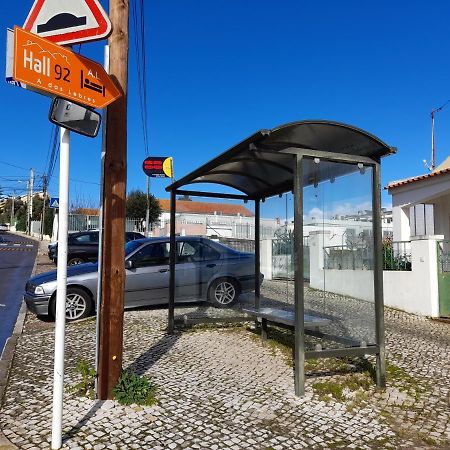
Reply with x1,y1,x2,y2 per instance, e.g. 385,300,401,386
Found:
125,260,135,270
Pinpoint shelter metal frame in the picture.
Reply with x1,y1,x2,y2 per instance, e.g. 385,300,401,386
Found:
166,120,393,396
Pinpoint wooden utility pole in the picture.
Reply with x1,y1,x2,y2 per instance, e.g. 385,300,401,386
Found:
97,0,129,399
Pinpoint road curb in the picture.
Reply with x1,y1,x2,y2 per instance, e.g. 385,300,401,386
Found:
0,431,18,450
0,238,40,404
0,237,40,448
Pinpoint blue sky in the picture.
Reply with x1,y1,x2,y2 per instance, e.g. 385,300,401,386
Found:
1,0,450,212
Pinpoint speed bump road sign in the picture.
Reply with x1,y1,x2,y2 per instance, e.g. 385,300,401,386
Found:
24,0,112,46
13,27,121,109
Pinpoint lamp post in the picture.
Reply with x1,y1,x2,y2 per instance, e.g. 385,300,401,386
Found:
10,190,15,229
426,100,450,171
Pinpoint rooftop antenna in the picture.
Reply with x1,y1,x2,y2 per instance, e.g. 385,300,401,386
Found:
424,100,450,171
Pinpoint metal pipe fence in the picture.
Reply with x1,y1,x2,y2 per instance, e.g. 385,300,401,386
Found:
382,240,412,271
323,240,412,271
324,244,373,270
67,215,145,233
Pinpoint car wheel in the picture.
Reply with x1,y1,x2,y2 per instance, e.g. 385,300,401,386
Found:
67,257,85,266
208,278,240,308
51,287,93,322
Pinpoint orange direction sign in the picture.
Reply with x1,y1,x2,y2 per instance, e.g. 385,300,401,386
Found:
13,27,120,109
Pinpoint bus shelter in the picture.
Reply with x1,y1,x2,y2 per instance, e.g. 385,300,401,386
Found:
166,120,395,396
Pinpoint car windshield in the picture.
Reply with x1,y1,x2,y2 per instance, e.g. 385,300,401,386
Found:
125,240,145,256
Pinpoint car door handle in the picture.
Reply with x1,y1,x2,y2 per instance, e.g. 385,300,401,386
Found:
206,263,216,268
159,268,169,273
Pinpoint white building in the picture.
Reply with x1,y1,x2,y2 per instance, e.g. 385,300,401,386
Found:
388,156,450,241
155,198,278,239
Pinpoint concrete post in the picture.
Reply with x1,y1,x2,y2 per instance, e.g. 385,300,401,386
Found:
309,230,332,290
260,239,273,280
410,235,442,317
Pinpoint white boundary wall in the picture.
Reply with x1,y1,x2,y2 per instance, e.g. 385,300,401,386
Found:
308,231,442,317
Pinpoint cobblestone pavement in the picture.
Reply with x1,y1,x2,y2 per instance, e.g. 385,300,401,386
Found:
1,252,449,449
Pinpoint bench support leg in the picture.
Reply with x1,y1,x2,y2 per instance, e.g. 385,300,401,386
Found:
261,318,268,341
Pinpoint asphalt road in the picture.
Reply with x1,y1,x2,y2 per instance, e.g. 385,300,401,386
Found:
0,233,37,356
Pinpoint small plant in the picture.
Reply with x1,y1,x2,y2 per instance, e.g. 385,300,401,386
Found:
112,369,157,406
68,359,97,399
312,381,345,401
386,362,429,400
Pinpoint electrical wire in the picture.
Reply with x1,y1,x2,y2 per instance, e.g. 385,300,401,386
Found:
46,126,60,185
0,160,42,173
131,0,150,156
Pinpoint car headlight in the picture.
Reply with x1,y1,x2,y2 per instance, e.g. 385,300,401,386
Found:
34,286,45,295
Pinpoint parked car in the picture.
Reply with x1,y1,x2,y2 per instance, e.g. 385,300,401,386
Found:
26,236,262,321
48,230,145,265
0,223,9,233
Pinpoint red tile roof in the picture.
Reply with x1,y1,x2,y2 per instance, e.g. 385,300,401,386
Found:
387,167,450,190
158,199,254,217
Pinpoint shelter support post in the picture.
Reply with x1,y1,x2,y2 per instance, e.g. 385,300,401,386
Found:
255,199,261,306
294,155,305,397
372,161,386,388
254,199,263,335
168,190,176,334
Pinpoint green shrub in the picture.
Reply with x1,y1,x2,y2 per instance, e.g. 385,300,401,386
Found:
112,370,157,406
383,238,411,271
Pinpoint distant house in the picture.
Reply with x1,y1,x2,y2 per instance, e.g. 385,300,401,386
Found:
158,199,254,217
156,198,259,238
387,156,450,241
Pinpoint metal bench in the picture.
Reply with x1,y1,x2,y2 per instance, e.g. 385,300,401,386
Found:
242,307,331,340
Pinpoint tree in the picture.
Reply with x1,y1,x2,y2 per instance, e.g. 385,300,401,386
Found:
15,200,27,232
126,190,161,223
26,194,55,236
69,193,99,213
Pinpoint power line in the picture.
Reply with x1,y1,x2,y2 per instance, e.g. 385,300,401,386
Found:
0,176,30,180
46,125,60,184
131,0,150,156
0,160,43,174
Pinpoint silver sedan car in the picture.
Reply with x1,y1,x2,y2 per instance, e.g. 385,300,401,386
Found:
24,236,261,321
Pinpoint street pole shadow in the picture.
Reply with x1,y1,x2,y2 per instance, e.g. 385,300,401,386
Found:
62,333,179,442
62,400,103,443
126,332,179,376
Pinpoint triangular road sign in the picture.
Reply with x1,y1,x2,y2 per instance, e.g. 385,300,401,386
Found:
24,0,112,46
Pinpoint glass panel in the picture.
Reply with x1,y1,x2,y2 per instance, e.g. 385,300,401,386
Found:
258,193,295,313
172,196,256,322
303,157,376,351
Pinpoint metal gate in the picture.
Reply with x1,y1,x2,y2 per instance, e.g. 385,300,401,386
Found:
272,236,309,281
437,240,450,317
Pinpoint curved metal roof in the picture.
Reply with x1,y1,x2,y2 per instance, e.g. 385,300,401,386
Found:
167,120,395,199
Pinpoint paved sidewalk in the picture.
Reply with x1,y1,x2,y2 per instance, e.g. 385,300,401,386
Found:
0,252,449,449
